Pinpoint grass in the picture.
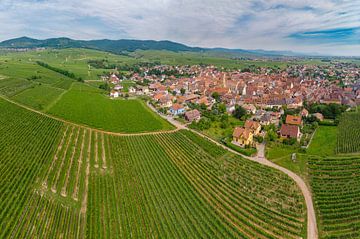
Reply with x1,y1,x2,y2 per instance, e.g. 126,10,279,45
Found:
266,142,299,161
307,126,337,157
11,84,65,111
202,117,244,141
47,83,174,133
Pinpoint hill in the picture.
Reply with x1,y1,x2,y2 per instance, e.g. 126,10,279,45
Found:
0,36,305,57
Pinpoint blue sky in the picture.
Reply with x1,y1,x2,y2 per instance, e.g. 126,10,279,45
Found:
0,0,360,55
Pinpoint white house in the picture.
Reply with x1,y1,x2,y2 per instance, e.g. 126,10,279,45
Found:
110,90,119,98
128,86,136,94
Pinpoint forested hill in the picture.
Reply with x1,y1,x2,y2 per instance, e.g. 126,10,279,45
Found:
0,36,304,57
0,37,202,54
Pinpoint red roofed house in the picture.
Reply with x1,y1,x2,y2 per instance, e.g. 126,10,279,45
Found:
286,115,302,126
232,127,254,147
185,109,201,122
280,124,300,141
244,120,261,136
169,103,185,115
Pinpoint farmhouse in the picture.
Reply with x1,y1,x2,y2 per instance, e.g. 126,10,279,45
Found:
285,115,302,126
232,127,253,147
185,109,201,122
280,124,300,140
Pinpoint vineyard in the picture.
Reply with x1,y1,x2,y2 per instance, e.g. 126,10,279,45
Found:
336,111,360,154
308,155,360,238
0,97,307,238
47,83,174,133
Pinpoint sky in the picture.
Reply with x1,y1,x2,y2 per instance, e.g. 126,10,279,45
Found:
0,0,360,56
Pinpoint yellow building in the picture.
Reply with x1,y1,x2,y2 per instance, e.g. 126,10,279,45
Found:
232,127,254,147
244,120,261,136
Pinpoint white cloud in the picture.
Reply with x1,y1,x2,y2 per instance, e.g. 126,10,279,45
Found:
0,0,359,55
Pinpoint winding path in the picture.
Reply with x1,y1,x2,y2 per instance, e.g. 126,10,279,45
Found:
148,101,318,239
1,95,318,238
186,128,318,239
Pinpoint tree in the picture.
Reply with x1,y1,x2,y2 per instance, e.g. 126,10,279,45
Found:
211,92,220,102
180,88,186,95
99,83,110,91
233,105,246,119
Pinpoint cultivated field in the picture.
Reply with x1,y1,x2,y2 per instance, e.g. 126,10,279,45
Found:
47,83,174,133
0,98,307,239
336,111,360,154
308,155,360,238
11,84,65,110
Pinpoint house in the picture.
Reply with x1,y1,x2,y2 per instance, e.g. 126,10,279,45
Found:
285,115,302,126
242,104,256,114
110,74,120,84
114,85,123,91
137,86,149,95
313,113,324,121
128,86,136,94
260,113,272,125
301,108,309,118
244,120,261,135
280,124,300,140
232,127,253,147
169,103,185,115
185,109,201,122
110,90,119,98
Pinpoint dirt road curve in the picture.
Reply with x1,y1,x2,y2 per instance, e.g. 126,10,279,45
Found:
2,95,317,239
188,129,318,239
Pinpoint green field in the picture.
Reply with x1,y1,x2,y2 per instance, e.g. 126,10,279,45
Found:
307,126,337,157
0,98,306,238
47,83,174,133
11,84,65,110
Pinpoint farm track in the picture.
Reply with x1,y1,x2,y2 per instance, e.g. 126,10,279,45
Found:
1,95,317,239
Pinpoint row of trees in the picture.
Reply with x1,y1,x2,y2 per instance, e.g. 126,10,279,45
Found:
36,61,83,82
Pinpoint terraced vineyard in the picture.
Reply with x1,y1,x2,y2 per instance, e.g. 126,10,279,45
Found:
0,98,307,238
308,156,360,239
336,111,360,154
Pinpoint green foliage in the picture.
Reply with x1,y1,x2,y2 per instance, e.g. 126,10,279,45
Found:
98,82,110,91
308,103,347,119
233,105,247,119
36,61,83,82
211,92,220,102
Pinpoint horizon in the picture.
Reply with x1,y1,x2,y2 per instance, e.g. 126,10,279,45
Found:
0,1,360,56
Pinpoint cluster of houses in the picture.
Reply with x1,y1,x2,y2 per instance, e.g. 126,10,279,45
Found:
100,63,356,147
107,74,149,98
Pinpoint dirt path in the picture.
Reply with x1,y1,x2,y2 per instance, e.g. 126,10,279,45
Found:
187,129,318,239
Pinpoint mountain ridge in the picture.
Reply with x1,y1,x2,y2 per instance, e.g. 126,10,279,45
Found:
0,36,311,57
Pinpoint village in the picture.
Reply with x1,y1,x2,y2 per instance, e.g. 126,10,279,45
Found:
102,62,360,153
